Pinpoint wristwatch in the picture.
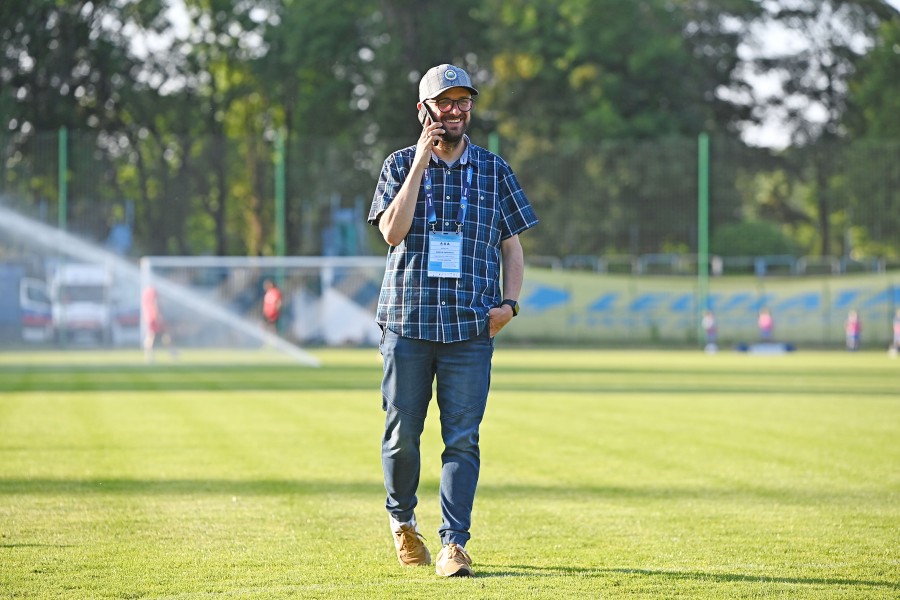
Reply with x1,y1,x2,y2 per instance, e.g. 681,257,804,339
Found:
500,299,519,317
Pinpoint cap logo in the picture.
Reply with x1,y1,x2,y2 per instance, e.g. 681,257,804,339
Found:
444,69,458,82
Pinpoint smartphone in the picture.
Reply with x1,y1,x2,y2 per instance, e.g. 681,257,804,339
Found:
418,105,441,146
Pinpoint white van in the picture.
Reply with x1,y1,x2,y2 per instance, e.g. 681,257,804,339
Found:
19,277,53,343
49,264,113,345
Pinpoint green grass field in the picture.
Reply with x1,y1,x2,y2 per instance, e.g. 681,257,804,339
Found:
1,348,898,599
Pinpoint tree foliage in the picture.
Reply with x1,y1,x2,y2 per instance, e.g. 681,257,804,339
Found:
0,0,897,258
746,0,899,255
844,14,900,138
711,220,798,257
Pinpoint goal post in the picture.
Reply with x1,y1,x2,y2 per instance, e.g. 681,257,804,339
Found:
139,255,387,363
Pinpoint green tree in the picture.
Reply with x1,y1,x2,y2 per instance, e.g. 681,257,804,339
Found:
479,0,760,142
710,220,798,257
839,15,900,258
0,0,169,239
473,0,760,256
251,0,382,254
748,0,896,255
1,0,897,261
0,0,165,133
844,10,900,139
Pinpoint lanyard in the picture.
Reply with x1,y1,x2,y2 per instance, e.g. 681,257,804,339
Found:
424,164,473,232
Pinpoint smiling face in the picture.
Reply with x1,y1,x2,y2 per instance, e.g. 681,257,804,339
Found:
425,87,473,144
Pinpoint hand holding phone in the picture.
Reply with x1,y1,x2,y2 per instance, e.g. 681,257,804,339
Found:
418,105,443,146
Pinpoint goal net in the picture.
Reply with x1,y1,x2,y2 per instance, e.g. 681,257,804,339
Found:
140,256,386,363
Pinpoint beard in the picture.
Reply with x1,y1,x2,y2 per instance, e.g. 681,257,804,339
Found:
438,118,467,145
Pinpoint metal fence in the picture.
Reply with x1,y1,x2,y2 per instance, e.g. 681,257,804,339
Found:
2,129,898,350
1,130,898,261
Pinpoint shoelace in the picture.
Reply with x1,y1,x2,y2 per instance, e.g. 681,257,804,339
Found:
397,529,425,551
445,544,471,564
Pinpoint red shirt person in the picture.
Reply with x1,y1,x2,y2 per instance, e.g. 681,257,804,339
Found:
141,286,174,361
142,286,163,336
262,279,283,332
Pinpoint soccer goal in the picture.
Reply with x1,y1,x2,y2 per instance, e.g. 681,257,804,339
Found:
139,255,386,363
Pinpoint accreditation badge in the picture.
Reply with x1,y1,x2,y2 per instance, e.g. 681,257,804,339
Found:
427,231,463,278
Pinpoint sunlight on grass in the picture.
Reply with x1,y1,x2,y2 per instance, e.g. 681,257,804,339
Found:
1,349,898,598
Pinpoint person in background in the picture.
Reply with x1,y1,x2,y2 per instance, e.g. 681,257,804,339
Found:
142,286,175,362
701,309,718,353
758,307,774,342
262,279,283,335
367,63,538,577
890,308,900,358
845,309,861,351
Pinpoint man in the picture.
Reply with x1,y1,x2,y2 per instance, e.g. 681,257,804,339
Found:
262,278,283,335
141,285,175,362
701,309,717,353
758,307,774,341
890,308,900,358
368,64,538,577
845,309,861,351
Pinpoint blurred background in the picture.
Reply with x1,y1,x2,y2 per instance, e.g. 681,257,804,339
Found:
1,0,898,351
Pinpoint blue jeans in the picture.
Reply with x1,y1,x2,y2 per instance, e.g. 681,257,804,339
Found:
379,326,494,547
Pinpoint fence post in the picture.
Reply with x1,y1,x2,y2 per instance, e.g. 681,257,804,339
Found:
273,129,287,334
274,128,286,258
697,132,710,344
488,131,500,155
58,126,68,232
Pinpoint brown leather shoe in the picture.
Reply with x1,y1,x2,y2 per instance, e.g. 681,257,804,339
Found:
392,522,431,566
435,543,474,577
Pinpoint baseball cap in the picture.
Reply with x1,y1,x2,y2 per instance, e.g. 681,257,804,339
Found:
418,64,479,102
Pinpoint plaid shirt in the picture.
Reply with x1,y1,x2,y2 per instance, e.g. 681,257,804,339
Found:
368,139,538,343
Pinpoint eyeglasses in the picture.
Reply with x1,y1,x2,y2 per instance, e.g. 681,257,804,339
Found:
429,97,474,113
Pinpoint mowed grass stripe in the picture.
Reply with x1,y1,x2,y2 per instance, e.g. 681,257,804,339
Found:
483,391,896,494
0,348,897,599
2,349,895,396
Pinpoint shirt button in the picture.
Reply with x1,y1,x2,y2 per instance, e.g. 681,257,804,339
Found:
446,195,450,199
441,301,446,306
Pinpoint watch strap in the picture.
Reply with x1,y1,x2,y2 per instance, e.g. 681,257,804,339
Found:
500,299,519,317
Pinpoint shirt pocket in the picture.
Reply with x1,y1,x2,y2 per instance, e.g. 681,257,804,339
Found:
467,173,501,249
